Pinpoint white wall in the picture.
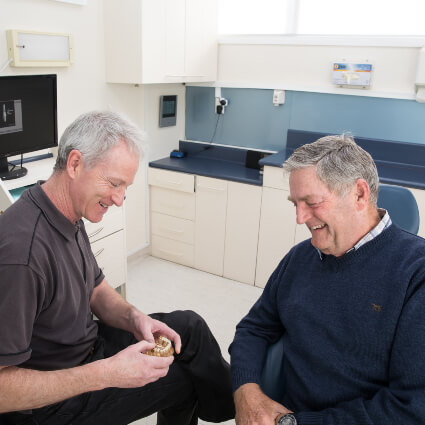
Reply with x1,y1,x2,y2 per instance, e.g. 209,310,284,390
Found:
217,43,420,99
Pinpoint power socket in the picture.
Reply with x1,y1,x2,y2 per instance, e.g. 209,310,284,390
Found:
215,97,228,114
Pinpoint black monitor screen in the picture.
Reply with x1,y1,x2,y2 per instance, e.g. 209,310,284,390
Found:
0,74,58,159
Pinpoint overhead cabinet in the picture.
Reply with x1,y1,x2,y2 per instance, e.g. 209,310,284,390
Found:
104,0,218,84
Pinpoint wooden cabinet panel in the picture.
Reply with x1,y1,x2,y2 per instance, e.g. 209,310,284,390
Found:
84,206,124,243
92,230,126,289
151,234,194,267
262,166,289,190
151,211,195,244
223,182,262,285
255,187,297,288
410,188,425,239
148,168,194,193
195,176,227,275
104,0,217,84
150,187,195,221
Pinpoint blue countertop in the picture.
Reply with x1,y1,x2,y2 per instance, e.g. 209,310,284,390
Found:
150,133,425,191
260,130,425,191
149,141,274,186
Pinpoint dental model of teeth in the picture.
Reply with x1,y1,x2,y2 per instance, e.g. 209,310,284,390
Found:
145,336,174,357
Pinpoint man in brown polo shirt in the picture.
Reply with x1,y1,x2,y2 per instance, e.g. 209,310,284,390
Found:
0,111,234,425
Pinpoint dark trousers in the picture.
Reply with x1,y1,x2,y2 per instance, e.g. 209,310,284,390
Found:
1,310,235,425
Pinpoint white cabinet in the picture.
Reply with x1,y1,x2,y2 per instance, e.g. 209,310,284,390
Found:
83,206,127,290
148,169,262,284
223,182,262,285
255,186,296,288
104,0,218,84
195,176,227,276
149,168,196,267
409,188,425,239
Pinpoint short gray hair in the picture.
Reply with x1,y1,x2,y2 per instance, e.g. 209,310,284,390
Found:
54,111,145,171
283,134,379,205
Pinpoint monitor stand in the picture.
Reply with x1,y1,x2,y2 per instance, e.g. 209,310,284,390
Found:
0,157,28,181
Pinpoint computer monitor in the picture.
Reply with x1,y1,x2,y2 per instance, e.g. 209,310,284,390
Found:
0,74,58,180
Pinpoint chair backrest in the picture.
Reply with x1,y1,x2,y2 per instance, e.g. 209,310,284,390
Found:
260,336,285,402
377,184,420,235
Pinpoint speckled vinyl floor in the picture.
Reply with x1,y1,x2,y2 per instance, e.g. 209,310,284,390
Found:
126,253,262,425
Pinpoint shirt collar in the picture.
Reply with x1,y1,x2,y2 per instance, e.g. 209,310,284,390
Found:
25,181,80,242
316,208,392,260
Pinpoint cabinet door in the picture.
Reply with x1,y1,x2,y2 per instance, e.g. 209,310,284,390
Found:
184,0,218,82
223,182,262,285
92,230,127,289
255,187,297,288
294,223,312,244
163,0,186,80
409,187,425,238
195,176,227,275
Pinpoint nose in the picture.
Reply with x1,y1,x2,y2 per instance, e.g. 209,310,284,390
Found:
296,203,312,225
111,188,126,207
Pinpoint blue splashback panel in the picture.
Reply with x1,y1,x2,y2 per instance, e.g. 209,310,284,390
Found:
186,87,291,152
185,87,425,151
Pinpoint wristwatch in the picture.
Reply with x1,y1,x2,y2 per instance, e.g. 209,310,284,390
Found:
277,413,297,425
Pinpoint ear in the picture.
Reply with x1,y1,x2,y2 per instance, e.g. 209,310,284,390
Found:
354,179,371,210
66,150,83,180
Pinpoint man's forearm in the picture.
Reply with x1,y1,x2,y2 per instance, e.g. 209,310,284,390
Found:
0,362,106,413
90,280,139,333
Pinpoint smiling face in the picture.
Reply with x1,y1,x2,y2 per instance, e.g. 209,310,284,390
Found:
288,166,369,257
68,141,139,223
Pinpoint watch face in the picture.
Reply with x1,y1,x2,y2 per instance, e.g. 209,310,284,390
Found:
278,414,297,425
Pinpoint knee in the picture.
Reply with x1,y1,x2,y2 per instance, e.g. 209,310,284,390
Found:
175,310,207,330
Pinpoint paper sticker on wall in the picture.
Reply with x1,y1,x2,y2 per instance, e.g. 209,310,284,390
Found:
332,63,372,88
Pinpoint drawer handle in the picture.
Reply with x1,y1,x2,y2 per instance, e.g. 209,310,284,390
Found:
94,248,105,258
88,227,104,238
158,201,184,210
158,179,183,187
158,248,184,258
160,227,184,234
197,184,226,192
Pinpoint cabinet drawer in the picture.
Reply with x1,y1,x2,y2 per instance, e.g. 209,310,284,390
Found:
91,230,126,289
84,206,124,243
263,166,289,190
151,212,195,244
151,186,195,220
151,235,194,267
149,168,195,193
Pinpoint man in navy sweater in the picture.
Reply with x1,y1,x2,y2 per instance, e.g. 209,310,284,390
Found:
230,134,425,425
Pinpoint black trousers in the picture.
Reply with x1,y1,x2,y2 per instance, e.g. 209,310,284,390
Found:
1,310,235,425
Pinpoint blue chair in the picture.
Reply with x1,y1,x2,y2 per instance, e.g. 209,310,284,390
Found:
377,184,420,235
260,336,286,402
260,184,420,402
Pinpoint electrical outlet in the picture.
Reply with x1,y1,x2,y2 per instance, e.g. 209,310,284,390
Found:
215,97,228,114
273,90,285,106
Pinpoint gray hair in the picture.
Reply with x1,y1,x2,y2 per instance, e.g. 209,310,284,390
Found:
54,111,145,171
283,134,379,206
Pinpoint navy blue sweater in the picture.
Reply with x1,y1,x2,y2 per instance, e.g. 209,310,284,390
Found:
230,225,425,425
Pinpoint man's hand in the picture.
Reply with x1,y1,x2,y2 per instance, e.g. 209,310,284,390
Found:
130,311,182,354
101,340,174,388
234,383,292,425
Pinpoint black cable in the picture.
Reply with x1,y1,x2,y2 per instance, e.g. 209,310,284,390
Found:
203,114,221,152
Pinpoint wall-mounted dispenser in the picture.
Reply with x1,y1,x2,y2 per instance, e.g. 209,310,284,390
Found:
415,47,425,103
6,30,74,67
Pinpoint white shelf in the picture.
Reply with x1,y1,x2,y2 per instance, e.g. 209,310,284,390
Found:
3,157,55,190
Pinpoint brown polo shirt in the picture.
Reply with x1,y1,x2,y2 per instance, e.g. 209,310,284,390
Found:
0,182,104,370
